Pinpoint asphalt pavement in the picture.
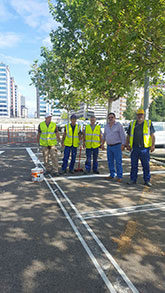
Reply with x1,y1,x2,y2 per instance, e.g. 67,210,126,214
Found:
0,144,165,293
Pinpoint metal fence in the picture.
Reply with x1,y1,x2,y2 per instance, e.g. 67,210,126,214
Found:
0,127,37,144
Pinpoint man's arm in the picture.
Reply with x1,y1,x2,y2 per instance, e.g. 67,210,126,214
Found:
125,124,131,151
119,123,126,151
55,126,61,143
126,134,131,151
61,129,66,148
150,133,155,152
37,125,41,144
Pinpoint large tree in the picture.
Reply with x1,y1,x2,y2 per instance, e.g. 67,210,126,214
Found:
30,0,164,112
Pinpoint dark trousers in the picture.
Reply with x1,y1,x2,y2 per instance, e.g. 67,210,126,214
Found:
85,148,99,172
131,146,150,183
107,144,123,178
62,146,77,171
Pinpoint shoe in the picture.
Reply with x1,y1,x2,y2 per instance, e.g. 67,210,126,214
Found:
51,172,60,177
107,176,114,179
117,178,122,183
127,180,136,185
93,170,100,174
144,182,152,187
69,170,74,174
60,169,67,174
84,170,90,175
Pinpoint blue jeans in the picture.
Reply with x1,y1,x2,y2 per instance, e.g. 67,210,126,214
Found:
85,148,99,172
131,146,150,183
62,146,77,171
107,144,123,178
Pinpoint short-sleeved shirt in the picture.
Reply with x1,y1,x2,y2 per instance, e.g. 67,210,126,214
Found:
127,120,155,148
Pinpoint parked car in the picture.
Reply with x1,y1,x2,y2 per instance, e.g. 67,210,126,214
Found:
153,122,165,147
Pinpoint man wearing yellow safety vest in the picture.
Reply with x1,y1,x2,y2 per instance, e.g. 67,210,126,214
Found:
126,109,155,187
83,115,102,174
37,113,61,176
61,114,82,174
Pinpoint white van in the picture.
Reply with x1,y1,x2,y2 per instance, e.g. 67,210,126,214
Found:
153,122,165,147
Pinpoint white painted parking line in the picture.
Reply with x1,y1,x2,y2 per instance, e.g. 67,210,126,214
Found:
26,147,117,293
56,170,165,180
26,147,139,293
78,202,165,220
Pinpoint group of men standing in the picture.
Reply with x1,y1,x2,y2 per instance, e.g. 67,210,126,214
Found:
37,109,155,187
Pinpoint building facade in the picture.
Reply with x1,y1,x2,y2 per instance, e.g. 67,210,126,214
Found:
0,63,10,117
36,89,61,119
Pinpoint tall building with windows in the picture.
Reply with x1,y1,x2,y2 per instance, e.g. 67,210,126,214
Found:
36,89,61,119
0,63,10,117
15,85,21,117
10,77,16,117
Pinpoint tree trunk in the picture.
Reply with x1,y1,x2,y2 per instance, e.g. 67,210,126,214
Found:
107,97,113,122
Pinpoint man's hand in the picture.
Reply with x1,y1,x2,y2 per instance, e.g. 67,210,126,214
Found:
121,144,125,151
101,144,105,150
150,145,155,152
126,145,131,151
61,142,64,148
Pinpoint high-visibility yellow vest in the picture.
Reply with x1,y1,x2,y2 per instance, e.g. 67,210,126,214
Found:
85,124,101,149
64,124,80,147
39,121,57,146
130,120,152,148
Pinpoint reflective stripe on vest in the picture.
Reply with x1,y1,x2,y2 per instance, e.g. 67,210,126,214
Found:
85,124,101,149
130,120,152,148
64,124,80,147
40,121,57,146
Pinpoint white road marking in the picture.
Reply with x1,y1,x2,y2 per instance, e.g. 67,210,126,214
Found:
79,202,165,220
56,170,165,180
52,179,139,293
26,147,139,293
0,151,4,154
26,147,116,293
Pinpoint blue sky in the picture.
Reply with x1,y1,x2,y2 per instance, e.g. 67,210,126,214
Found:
0,0,58,117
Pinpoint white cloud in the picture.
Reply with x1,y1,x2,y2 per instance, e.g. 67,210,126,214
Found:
0,1,13,21
10,0,57,31
0,53,30,66
0,32,21,48
42,36,52,47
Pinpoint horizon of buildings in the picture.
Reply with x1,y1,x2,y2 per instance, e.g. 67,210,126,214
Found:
0,62,28,118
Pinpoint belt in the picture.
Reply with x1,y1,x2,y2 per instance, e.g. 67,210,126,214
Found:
108,143,121,146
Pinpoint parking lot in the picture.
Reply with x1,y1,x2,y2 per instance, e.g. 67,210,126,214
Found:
0,143,165,293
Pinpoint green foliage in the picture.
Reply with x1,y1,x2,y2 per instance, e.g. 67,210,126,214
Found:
123,86,138,120
149,89,165,121
61,111,68,120
29,0,165,112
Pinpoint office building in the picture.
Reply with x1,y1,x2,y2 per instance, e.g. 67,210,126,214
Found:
10,77,16,117
36,89,61,119
0,63,10,117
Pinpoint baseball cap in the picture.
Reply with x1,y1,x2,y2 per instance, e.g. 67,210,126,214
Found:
137,109,144,114
45,112,52,118
70,114,77,119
